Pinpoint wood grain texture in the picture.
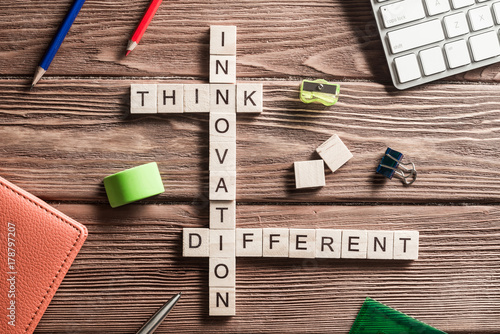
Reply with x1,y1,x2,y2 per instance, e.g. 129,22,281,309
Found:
33,204,500,333
0,80,499,203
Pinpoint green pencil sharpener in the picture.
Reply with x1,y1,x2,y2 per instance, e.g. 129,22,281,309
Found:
299,79,340,106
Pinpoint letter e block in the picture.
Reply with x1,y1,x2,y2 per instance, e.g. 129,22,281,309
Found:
130,84,157,114
316,134,353,173
210,141,236,171
183,228,209,257
315,229,342,259
184,84,210,113
210,56,236,84
263,228,289,257
341,230,368,259
236,228,263,257
210,229,235,257
289,229,315,258
210,200,236,230
158,84,183,113
209,257,236,287
367,231,394,260
237,83,263,113
209,113,236,142
209,171,236,200
210,85,236,113
209,287,236,316
393,231,419,260
210,25,237,55
294,160,326,189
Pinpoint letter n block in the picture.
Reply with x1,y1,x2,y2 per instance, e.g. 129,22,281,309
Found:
183,228,209,257
210,56,236,84
209,287,236,316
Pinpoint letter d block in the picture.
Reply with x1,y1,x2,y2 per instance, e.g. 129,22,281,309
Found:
210,287,236,316
130,84,157,114
183,228,210,257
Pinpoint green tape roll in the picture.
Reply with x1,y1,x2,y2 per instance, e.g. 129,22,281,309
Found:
103,162,165,208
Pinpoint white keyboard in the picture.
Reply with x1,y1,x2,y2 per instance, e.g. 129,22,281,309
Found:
371,0,500,89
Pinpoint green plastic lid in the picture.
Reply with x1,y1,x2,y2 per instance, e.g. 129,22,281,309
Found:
350,297,447,334
103,162,165,208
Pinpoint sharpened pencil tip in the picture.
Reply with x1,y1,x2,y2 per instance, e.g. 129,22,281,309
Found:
125,50,131,57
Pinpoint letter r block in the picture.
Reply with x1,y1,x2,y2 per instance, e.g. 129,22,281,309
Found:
183,228,210,257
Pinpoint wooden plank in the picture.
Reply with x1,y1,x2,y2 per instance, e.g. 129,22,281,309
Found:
0,79,499,203
32,203,500,333
2,0,498,84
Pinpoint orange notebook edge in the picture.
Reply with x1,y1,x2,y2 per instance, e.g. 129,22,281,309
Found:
0,176,88,334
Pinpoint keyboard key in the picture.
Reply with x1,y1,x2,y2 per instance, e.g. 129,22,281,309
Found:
444,12,469,38
394,54,421,83
424,0,451,16
380,0,426,28
469,31,500,61
387,19,444,54
420,46,447,75
444,40,471,68
494,2,500,24
451,0,475,9
468,6,494,31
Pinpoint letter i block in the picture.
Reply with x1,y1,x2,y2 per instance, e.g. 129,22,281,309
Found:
209,287,236,316
158,84,184,113
210,25,237,55
130,84,157,114
184,84,210,113
210,201,236,230
183,228,210,257
210,229,236,258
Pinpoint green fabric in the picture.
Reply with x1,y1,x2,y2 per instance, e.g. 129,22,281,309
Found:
103,162,165,208
350,297,447,334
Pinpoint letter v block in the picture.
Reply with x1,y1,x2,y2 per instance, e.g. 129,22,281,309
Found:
210,141,236,171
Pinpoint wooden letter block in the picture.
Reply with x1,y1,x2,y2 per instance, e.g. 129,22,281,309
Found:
184,84,210,113
130,84,157,114
262,228,289,257
289,229,316,258
210,25,237,55
315,229,342,259
210,200,236,230
209,113,236,142
367,231,394,260
341,230,368,259
210,56,236,84
210,229,235,257
183,228,209,257
393,231,419,260
210,141,236,171
237,83,263,113
157,84,183,113
209,287,236,316
294,160,326,189
236,228,263,257
210,85,236,113
209,257,236,287
209,171,236,200
316,134,353,173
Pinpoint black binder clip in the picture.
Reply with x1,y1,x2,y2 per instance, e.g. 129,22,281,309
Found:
376,148,417,185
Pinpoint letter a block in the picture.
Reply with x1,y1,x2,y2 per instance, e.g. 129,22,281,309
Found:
183,228,210,257
210,171,236,200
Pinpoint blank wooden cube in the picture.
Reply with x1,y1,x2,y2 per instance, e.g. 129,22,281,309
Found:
183,228,210,257
315,229,342,259
209,257,236,287
209,171,236,201
393,231,419,260
210,25,237,55
236,228,263,257
130,84,157,114
210,85,236,113
210,56,236,84
157,84,183,113
184,84,210,113
237,83,263,113
294,160,325,189
289,229,316,258
316,134,353,173
341,230,368,259
210,200,236,230
210,141,236,171
209,287,235,316
262,228,289,257
209,113,236,142
210,229,235,258
367,231,394,260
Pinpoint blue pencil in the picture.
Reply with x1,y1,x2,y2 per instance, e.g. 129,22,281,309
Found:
31,0,86,87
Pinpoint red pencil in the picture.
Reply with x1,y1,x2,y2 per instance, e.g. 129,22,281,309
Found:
126,0,163,56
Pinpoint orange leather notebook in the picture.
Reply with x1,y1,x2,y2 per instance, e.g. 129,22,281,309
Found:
0,176,88,334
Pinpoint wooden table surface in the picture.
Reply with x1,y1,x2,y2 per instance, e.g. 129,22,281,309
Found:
2,0,500,333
